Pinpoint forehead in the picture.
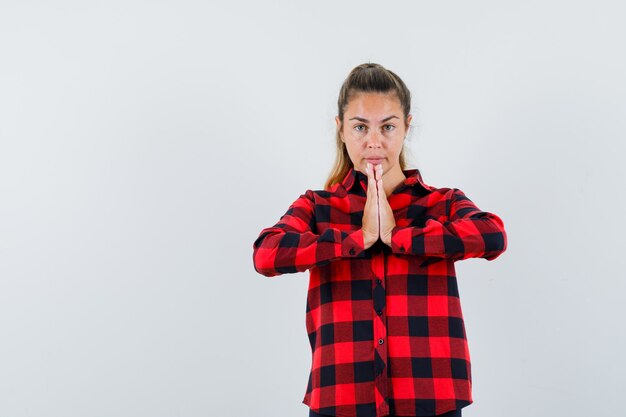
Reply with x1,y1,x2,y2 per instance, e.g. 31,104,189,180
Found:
345,91,402,115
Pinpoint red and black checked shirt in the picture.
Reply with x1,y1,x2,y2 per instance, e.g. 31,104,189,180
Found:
252,167,507,417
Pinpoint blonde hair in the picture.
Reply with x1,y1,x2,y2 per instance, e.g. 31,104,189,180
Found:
324,62,413,191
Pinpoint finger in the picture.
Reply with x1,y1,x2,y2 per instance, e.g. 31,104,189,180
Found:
377,179,386,201
372,163,381,183
375,164,385,196
366,163,377,194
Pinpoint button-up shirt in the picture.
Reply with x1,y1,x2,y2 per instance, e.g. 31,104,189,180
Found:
252,167,507,417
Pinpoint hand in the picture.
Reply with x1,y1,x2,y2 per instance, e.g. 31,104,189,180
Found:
375,164,396,247
361,163,380,249
361,163,396,249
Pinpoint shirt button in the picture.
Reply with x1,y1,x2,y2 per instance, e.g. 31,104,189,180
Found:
376,310,382,316
349,247,356,255
400,246,405,252
378,338,384,345
376,279,382,285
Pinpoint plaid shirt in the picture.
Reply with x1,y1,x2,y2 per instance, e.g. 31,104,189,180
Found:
252,167,507,417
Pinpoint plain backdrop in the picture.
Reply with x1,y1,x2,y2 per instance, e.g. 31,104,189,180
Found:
1,1,625,416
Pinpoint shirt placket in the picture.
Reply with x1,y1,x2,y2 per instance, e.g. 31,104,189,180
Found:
371,247,389,416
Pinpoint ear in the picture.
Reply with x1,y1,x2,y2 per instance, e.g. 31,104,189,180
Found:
335,116,344,142
406,114,413,129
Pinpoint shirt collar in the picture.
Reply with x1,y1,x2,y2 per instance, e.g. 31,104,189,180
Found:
340,166,436,194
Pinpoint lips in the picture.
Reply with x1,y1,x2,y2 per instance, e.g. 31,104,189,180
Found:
365,157,385,165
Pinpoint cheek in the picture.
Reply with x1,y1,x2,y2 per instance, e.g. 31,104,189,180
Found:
346,142,363,154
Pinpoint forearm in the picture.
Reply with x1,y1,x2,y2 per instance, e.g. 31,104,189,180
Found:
389,213,507,261
253,227,366,277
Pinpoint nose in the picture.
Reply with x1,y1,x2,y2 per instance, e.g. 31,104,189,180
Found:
367,131,383,148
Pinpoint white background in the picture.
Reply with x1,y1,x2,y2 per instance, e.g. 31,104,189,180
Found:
1,1,625,416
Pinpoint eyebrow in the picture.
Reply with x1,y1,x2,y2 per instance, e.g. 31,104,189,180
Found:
348,115,400,123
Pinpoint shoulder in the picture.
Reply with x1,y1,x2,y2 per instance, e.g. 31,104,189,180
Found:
304,181,344,200
288,188,332,207
293,189,332,208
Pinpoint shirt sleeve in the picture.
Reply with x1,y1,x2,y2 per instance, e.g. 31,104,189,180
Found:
389,187,508,261
252,189,366,277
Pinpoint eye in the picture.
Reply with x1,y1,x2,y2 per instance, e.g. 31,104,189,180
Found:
354,124,367,132
384,124,395,131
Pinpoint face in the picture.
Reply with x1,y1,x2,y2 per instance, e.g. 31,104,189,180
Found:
336,91,411,177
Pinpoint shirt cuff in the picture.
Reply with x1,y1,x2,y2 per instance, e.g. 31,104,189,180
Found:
390,225,414,255
341,229,366,258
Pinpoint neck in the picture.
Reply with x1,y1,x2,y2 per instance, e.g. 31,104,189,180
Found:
382,167,406,197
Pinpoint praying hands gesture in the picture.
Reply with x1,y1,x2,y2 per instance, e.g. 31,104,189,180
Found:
361,163,397,249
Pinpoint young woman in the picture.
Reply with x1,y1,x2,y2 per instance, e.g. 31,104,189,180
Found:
252,63,508,417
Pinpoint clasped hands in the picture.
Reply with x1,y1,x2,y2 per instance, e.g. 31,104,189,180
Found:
362,162,396,250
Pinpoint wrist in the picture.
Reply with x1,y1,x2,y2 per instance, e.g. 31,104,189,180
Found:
362,229,377,249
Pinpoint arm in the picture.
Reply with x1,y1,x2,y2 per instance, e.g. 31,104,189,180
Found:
389,188,507,261
252,190,366,277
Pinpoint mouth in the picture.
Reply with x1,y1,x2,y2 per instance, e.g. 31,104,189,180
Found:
365,158,385,165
